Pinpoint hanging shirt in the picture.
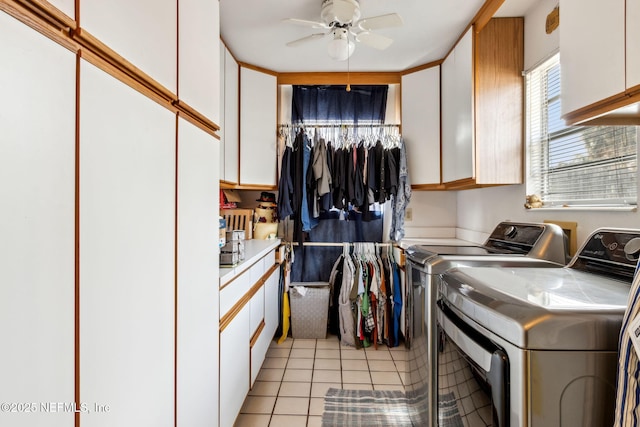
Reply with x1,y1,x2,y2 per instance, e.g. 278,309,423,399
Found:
390,140,412,242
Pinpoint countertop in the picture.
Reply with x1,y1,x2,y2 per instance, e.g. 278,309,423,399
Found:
398,237,475,250
220,239,281,286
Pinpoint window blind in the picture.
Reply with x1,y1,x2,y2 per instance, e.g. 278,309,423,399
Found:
526,54,638,206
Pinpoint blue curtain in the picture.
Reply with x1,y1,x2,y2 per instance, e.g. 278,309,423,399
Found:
291,85,388,124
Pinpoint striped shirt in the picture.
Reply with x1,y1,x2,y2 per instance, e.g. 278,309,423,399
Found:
614,263,640,427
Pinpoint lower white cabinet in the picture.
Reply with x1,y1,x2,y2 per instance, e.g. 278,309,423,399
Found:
219,245,280,425
220,304,251,427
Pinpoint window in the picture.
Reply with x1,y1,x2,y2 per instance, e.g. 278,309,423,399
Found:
526,54,638,207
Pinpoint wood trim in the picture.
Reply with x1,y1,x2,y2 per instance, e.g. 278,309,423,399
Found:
249,320,266,348
401,60,443,76
411,183,447,191
562,90,640,126
277,72,401,85
173,112,179,427
71,27,175,103
173,99,221,133
442,177,477,189
0,0,78,52
238,61,279,77
220,263,279,332
74,51,81,427
472,0,506,33
234,184,278,191
11,0,75,31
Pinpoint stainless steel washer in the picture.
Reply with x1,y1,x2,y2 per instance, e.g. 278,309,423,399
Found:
405,221,568,427
436,228,640,426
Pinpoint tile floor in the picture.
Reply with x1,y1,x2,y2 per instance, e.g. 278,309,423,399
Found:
234,334,408,427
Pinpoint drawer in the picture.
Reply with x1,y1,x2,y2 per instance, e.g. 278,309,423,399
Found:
219,271,251,319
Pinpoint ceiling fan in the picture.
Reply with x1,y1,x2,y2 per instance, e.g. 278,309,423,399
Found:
283,0,403,61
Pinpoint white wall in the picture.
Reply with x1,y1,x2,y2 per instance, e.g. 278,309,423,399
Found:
455,0,640,245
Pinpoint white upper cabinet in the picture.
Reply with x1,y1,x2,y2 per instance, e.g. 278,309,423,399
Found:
627,0,640,89
81,0,177,93
560,0,625,116
401,66,441,186
0,13,75,427
441,28,474,184
240,67,277,186
222,45,240,184
178,0,220,124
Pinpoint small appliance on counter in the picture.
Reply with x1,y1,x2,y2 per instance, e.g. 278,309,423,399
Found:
220,230,245,266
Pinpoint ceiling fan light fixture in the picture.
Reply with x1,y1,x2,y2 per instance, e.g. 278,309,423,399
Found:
327,28,355,61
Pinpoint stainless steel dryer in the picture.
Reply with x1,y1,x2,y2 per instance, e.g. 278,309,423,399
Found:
436,228,640,427
405,221,568,427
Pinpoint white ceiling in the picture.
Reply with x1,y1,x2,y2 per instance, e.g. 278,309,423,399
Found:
220,0,537,73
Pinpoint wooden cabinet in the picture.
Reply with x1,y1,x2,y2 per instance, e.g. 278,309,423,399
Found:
176,118,220,427
221,43,240,185
178,0,220,124
79,60,176,427
240,67,278,187
560,0,625,117
441,28,474,184
0,13,75,427
441,18,523,188
219,243,280,425
401,65,441,187
80,0,177,93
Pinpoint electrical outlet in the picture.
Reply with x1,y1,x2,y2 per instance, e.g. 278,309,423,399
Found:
405,208,413,221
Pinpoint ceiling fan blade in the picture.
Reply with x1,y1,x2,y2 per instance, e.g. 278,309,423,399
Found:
286,33,326,47
282,18,329,29
331,0,358,23
355,31,394,50
357,13,404,31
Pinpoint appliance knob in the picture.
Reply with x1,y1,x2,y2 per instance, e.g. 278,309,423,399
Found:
504,225,517,239
624,238,640,256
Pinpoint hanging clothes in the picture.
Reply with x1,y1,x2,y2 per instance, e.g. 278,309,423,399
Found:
329,243,404,349
390,140,412,242
277,144,294,220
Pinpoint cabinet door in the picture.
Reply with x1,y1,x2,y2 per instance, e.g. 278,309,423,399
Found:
401,66,441,185
176,118,220,427
250,285,265,336
178,0,220,123
240,67,277,186
224,46,239,184
81,0,177,93
0,13,75,427
79,61,175,427
48,0,74,18
441,28,474,183
220,305,250,427
264,266,280,336
560,0,625,115
628,0,640,89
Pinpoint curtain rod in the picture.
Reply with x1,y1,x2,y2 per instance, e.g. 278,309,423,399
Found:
278,123,400,129
288,241,394,247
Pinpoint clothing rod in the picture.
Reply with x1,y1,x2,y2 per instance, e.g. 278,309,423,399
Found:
278,123,400,129
289,241,394,247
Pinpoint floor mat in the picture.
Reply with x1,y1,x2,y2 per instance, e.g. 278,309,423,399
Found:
321,388,412,427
